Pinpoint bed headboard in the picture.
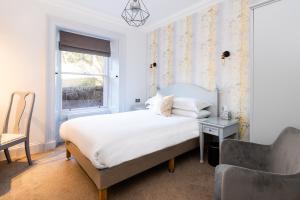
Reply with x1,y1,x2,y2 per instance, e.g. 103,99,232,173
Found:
159,83,219,117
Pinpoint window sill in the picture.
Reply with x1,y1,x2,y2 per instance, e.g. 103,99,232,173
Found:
61,107,111,120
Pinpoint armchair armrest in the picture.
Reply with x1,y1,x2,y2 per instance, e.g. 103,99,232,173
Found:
221,140,271,171
215,164,300,200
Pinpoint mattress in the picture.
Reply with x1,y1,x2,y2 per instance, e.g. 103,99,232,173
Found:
60,110,202,169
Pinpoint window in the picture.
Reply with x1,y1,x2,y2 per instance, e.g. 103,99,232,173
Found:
58,31,111,111
61,51,109,110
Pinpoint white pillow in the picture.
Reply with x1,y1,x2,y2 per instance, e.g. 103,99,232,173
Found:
145,93,162,107
150,95,174,117
149,94,163,113
172,109,211,119
173,97,211,113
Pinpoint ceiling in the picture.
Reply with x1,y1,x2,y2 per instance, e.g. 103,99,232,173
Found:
53,0,205,28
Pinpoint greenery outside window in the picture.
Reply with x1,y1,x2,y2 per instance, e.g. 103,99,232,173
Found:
60,51,109,110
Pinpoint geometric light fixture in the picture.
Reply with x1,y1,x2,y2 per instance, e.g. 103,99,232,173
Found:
121,0,150,27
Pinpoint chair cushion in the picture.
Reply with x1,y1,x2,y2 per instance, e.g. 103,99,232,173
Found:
0,133,26,146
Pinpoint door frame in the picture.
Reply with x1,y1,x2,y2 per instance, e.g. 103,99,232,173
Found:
249,0,282,142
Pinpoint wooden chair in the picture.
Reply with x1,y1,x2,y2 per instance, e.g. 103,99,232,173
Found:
0,92,35,165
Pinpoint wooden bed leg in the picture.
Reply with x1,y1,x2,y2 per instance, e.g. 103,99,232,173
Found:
66,149,71,160
99,189,107,200
168,158,175,173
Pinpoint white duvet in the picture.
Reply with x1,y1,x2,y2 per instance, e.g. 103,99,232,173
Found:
60,110,200,169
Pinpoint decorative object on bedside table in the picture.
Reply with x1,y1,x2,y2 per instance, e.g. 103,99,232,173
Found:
220,106,232,120
199,117,239,163
131,104,146,111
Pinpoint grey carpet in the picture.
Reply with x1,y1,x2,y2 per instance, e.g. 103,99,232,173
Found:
0,146,214,200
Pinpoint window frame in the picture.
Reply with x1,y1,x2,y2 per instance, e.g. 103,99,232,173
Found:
59,51,110,112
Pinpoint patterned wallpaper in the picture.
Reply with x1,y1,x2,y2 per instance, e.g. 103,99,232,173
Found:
148,0,250,139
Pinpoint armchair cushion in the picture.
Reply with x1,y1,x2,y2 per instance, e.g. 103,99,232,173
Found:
215,164,300,200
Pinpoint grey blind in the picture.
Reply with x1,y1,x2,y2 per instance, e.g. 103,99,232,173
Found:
59,31,111,57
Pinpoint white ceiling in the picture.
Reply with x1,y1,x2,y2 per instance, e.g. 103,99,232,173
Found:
53,0,206,28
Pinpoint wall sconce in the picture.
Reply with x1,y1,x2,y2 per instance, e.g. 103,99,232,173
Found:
221,51,230,65
150,62,157,69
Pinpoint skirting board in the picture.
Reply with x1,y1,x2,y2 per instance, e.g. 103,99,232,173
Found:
0,141,56,161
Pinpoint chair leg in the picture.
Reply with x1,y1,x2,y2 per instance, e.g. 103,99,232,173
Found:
25,140,32,165
4,148,12,164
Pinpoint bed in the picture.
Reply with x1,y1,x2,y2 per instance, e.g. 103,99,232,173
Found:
60,84,219,200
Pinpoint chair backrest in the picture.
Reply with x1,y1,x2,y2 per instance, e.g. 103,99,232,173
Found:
2,92,35,137
271,127,300,174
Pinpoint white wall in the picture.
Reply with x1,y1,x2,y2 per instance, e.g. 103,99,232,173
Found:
0,0,147,157
251,0,300,144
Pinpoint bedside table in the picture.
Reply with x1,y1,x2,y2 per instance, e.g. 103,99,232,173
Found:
131,104,146,111
199,117,239,163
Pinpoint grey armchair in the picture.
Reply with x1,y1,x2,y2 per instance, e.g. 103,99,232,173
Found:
215,127,300,200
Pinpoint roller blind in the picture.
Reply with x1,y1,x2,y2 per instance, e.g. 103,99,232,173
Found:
59,31,111,57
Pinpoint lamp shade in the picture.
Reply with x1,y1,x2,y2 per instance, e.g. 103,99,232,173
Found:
121,0,150,27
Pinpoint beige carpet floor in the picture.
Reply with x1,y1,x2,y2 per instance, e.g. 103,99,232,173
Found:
0,147,215,200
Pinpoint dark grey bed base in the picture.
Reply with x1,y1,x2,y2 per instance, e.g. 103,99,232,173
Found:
65,137,199,200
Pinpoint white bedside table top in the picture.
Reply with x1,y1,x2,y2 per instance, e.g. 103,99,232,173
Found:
201,117,239,128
